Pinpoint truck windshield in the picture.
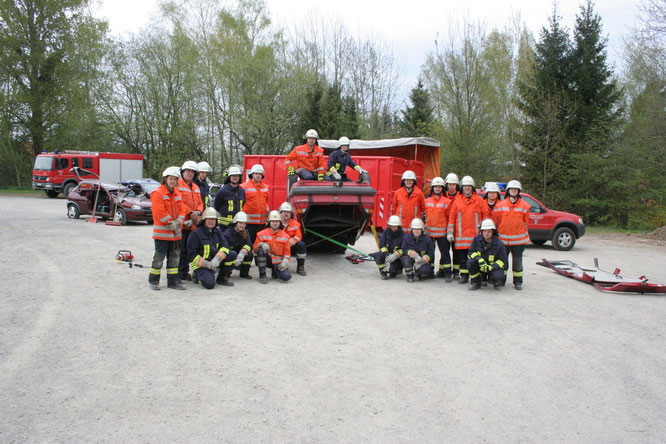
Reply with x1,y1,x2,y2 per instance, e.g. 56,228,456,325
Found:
33,156,54,171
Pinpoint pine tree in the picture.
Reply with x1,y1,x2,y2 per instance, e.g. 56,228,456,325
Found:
399,80,434,136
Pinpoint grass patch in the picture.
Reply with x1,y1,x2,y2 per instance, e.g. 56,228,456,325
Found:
586,225,644,235
0,187,44,196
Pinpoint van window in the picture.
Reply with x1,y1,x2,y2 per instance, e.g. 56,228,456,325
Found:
54,158,68,170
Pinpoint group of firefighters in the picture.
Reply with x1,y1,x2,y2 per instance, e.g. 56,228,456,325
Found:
148,128,530,292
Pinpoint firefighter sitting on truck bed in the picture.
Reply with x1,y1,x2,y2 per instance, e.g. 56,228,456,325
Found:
467,218,507,291
325,136,366,182
369,215,405,280
254,211,292,284
285,129,326,181
187,208,233,289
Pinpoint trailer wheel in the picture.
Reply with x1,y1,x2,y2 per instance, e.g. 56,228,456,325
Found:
45,190,59,198
67,203,80,219
62,182,76,198
552,227,575,251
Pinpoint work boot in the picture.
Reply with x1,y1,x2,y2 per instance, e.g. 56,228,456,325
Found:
148,275,160,291
452,272,460,281
458,275,469,284
469,282,482,291
259,273,267,284
167,278,186,290
180,272,192,282
407,274,414,283
435,269,447,279
149,283,160,291
192,273,199,285
216,273,234,286
296,259,307,276
271,269,278,279
380,272,389,280
495,282,504,291
389,272,398,279
514,282,523,291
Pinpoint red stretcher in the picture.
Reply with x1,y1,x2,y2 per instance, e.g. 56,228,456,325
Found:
537,258,666,294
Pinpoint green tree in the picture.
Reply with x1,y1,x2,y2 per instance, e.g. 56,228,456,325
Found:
399,79,434,137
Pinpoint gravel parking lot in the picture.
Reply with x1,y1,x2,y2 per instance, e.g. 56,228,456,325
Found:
1,195,665,442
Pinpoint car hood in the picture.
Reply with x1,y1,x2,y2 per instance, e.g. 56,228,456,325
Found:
548,208,583,223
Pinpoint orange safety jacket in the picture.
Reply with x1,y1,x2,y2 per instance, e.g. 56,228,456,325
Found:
447,193,490,250
493,197,531,245
151,184,186,241
177,178,203,230
424,194,452,238
253,227,291,264
282,218,303,246
240,179,269,224
392,186,426,230
285,144,326,174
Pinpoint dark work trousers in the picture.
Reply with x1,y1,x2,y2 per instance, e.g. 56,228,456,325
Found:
433,237,452,277
256,249,291,281
505,244,525,284
149,239,180,284
450,241,460,277
297,170,317,180
369,251,403,276
468,258,505,285
455,249,469,280
291,240,307,265
222,249,253,277
401,256,434,278
178,230,192,279
246,224,264,246
193,267,217,289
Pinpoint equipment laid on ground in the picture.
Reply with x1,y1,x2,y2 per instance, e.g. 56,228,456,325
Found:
537,258,666,294
345,254,375,264
114,250,144,268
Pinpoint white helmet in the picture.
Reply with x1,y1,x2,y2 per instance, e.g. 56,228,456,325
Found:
227,165,242,176
430,176,445,187
232,211,248,224
485,182,501,194
480,218,496,230
305,129,319,139
201,207,218,220
445,173,459,185
181,160,198,172
267,210,281,222
197,161,212,173
506,180,522,191
410,218,425,230
460,175,475,187
401,170,417,181
162,166,181,178
279,202,293,214
250,164,265,176
338,136,350,147
387,215,401,227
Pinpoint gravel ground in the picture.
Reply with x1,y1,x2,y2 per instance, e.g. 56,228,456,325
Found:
1,195,665,443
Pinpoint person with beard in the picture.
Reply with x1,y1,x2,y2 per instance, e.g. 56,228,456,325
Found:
221,211,254,281
370,215,405,280
424,176,453,281
215,165,245,228
187,207,232,288
392,170,425,231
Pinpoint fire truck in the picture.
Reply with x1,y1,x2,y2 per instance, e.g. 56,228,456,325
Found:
32,150,144,198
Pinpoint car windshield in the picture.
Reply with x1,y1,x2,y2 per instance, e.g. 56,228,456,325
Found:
142,183,160,194
33,156,54,171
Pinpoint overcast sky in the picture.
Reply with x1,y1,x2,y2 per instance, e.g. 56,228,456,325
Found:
95,0,640,107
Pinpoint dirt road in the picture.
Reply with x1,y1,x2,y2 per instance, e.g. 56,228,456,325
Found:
1,195,665,442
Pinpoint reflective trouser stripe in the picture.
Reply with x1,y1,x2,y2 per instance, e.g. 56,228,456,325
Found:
166,268,178,275
453,265,460,270
513,271,524,277
439,264,451,270
470,272,480,278
150,268,160,275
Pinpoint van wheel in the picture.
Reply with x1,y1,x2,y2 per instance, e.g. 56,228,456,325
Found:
531,239,546,246
114,208,127,225
67,203,80,219
552,227,575,251
62,182,76,197
45,190,59,198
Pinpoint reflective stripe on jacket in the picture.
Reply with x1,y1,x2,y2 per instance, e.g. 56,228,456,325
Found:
214,183,245,226
447,193,491,250
493,197,531,245
392,186,426,230
222,226,254,253
424,194,452,238
468,234,508,270
327,149,358,178
187,224,229,270
283,218,303,246
241,179,269,224
150,184,185,241
177,178,204,230
285,143,326,173
253,228,291,264
400,232,435,264
379,227,405,255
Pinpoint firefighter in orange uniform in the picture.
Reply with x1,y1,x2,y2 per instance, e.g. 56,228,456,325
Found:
443,172,461,279
177,160,204,281
447,175,490,284
254,211,292,284
285,129,326,181
493,180,531,290
149,166,187,291
392,170,426,231
279,202,307,276
484,182,502,213
425,176,453,280
241,164,269,241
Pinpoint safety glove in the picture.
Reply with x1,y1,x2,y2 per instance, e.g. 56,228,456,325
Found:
277,257,289,271
447,233,454,243
317,173,324,181
258,242,271,254
234,250,247,267
287,166,295,176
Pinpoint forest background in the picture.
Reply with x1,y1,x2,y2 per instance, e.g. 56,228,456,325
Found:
0,0,663,229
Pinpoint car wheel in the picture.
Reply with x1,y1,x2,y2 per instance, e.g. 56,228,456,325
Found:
115,208,127,226
67,203,80,219
62,182,76,198
45,190,59,198
552,227,575,251
531,239,547,246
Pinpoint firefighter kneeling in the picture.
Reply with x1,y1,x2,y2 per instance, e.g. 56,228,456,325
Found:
254,210,292,284
370,215,404,280
401,218,435,283
467,218,507,291
187,208,233,289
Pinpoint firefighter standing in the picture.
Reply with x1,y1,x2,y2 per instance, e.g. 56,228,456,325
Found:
425,176,453,280
285,129,326,180
177,160,204,281
467,218,507,291
484,182,502,213
215,165,245,227
279,202,307,276
392,170,426,231
241,164,269,241
443,172,461,279
194,161,212,207
401,218,435,283
493,180,530,290
447,175,490,284
187,207,233,288
221,211,254,280
369,215,405,280
254,211,292,284
325,136,366,182
148,166,186,291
